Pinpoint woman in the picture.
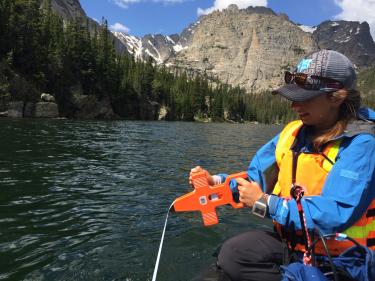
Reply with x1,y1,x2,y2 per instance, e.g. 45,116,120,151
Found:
190,50,375,281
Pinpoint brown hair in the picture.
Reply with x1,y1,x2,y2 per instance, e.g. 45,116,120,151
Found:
313,89,361,150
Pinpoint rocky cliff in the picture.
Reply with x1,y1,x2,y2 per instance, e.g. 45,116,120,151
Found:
167,5,318,93
313,20,375,68
49,0,86,20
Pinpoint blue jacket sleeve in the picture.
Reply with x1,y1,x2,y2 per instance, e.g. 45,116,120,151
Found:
268,134,375,234
247,134,280,192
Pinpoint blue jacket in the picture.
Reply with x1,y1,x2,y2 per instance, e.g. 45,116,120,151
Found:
220,107,375,234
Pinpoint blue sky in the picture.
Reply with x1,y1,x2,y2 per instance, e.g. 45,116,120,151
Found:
79,0,375,39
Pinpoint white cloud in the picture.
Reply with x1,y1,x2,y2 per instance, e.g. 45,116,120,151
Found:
110,22,131,33
197,0,267,16
112,0,185,9
334,0,375,40
112,0,141,9
154,0,185,2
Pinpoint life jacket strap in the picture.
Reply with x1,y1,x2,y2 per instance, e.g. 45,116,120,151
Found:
366,208,375,218
367,238,375,247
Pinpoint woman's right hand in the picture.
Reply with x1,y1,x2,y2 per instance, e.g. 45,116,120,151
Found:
189,166,215,186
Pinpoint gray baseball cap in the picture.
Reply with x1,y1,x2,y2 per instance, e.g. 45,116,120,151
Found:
273,49,356,102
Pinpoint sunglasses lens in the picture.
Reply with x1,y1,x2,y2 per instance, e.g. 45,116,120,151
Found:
294,74,307,86
284,72,343,91
284,71,293,84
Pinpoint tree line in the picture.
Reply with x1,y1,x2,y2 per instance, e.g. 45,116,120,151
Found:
3,0,372,123
357,65,375,109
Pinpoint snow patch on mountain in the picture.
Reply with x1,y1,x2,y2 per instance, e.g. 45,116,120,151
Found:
113,32,143,59
298,25,317,33
166,36,175,44
173,44,187,53
113,31,191,64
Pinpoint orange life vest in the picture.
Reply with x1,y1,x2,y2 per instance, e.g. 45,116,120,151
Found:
273,120,375,256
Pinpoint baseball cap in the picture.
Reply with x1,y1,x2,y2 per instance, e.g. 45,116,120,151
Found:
273,49,356,102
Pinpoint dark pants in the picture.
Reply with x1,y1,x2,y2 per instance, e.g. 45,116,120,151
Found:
217,230,285,281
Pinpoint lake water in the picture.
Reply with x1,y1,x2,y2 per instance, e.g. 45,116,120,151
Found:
0,119,282,281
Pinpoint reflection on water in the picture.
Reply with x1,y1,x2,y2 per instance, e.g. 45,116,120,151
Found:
0,119,281,281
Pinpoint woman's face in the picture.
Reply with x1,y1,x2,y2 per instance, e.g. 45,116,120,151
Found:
291,94,341,129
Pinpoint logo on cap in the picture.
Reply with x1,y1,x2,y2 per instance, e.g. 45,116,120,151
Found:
297,59,312,72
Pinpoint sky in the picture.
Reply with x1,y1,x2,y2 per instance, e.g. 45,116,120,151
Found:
79,0,375,40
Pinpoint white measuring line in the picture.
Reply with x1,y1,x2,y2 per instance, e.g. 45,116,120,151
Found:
152,200,176,281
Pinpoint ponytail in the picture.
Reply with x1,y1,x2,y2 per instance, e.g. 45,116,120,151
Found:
313,89,361,150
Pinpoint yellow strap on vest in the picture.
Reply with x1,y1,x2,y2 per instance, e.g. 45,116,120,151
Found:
344,219,375,239
322,139,341,172
273,121,302,196
275,120,302,164
272,182,282,196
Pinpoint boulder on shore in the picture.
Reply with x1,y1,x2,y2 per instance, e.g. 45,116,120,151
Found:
158,105,169,120
41,93,56,102
34,102,59,118
8,101,24,117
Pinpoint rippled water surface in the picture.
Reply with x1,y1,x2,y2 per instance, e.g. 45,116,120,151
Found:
0,119,282,281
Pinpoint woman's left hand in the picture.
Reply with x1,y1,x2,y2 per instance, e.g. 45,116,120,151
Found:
235,178,264,207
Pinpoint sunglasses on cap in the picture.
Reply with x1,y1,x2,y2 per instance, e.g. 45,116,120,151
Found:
284,71,344,92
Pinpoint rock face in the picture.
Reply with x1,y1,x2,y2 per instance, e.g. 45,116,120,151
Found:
34,102,59,118
8,102,24,117
24,102,36,117
7,101,59,118
49,0,86,20
139,101,160,120
167,6,317,93
313,20,375,68
71,94,117,119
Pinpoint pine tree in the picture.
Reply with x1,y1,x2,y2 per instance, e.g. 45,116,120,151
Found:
0,0,12,58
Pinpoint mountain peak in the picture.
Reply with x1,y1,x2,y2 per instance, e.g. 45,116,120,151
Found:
48,0,86,20
226,4,239,12
313,20,375,67
244,6,276,16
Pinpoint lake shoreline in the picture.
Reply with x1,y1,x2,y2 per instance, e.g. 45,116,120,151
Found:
0,114,269,125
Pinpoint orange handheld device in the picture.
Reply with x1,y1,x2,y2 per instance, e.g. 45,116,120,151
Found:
171,171,248,226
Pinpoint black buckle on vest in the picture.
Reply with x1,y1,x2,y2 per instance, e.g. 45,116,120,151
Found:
366,208,375,218
367,238,375,247
291,184,304,200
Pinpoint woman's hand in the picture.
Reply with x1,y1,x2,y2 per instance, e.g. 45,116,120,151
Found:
189,166,214,186
236,178,264,207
